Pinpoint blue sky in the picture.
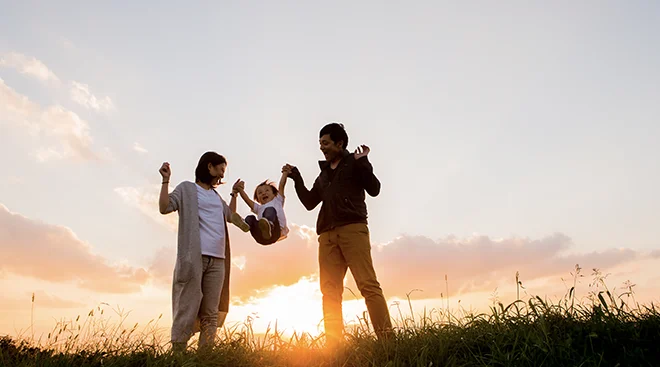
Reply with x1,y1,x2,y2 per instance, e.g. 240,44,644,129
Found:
1,0,659,337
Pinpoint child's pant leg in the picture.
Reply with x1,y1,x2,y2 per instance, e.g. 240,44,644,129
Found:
245,215,265,244
262,207,282,241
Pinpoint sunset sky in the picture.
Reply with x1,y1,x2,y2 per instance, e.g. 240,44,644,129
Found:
2,1,660,340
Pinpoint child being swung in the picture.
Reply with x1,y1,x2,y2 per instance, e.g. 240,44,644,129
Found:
230,170,289,245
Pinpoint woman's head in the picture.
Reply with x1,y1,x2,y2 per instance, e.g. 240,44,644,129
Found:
253,180,279,204
195,151,227,187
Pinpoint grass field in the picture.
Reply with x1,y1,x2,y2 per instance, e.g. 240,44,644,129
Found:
2,269,659,366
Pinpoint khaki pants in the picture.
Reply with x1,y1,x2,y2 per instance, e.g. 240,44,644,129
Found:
318,223,392,342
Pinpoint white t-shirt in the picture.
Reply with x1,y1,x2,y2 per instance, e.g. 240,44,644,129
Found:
252,194,289,237
196,184,226,258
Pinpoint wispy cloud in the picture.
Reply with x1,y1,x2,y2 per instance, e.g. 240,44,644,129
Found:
70,81,114,112
1,78,100,161
114,186,178,231
133,142,148,154
34,147,66,162
5,176,25,185
0,77,42,134
1,51,114,113
0,291,86,311
58,37,76,50
0,204,149,294
0,52,60,84
40,104,97,161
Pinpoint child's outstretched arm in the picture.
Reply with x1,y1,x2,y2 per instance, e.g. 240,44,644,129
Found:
278,170,288,198
237,183,257,212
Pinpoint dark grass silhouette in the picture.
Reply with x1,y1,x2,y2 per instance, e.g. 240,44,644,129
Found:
2,266,659,366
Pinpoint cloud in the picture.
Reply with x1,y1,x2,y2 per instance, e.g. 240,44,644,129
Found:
369,234,639,299
146,224,318,300
39,105,97,160
0,78,100,161
34,148,66,162
0,52,60,84
223,224,319,299
5,176,24,185
32,291,86,309
70,81,114,112
134,198,642,302
0,77,41,134
0,204,149,294
2,51,114,113
116,184,645,302
0,294,85,312
226,229,639,301
148,247,177,288
224,231,640,302
133,142,148,154
0,291,86,311
114,186,178,231
58,37,76,50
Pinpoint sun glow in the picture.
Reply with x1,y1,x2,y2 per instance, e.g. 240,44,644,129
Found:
226,276,325,336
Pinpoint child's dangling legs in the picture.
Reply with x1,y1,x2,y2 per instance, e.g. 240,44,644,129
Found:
230,212,250,232
245,207,282,246
261,207,282,239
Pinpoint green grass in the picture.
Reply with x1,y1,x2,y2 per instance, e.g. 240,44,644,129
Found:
2,269,659,366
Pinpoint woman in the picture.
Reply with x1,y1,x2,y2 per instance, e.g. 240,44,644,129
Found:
158,151,236,352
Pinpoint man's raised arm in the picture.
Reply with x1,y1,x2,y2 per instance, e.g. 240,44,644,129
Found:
354,145,381,197
283,164,322,210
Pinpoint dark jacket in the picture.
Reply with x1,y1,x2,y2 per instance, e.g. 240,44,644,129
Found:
289,150,381,235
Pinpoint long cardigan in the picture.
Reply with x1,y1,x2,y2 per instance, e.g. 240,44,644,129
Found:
163,181,231,342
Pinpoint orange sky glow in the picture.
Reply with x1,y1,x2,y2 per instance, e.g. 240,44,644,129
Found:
2,207,659,343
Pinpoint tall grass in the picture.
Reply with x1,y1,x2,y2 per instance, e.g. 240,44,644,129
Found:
2,267,659,366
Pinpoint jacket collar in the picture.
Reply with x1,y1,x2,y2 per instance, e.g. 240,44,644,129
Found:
319,149,351,170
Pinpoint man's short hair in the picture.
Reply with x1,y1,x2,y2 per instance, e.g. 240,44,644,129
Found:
320,123,349,150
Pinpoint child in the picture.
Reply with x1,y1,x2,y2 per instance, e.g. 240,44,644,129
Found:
229,170,289,245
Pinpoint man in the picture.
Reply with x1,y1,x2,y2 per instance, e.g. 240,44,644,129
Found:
283,123,392,345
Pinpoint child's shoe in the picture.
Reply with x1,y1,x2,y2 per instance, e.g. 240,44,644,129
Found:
258,218,272,239
230,213,250,232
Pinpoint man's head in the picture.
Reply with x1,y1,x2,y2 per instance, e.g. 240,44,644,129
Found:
319,123,348,162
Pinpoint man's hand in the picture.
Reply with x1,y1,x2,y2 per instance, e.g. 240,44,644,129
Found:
282,164,298,179
353,145,370,160
159,162,171,180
